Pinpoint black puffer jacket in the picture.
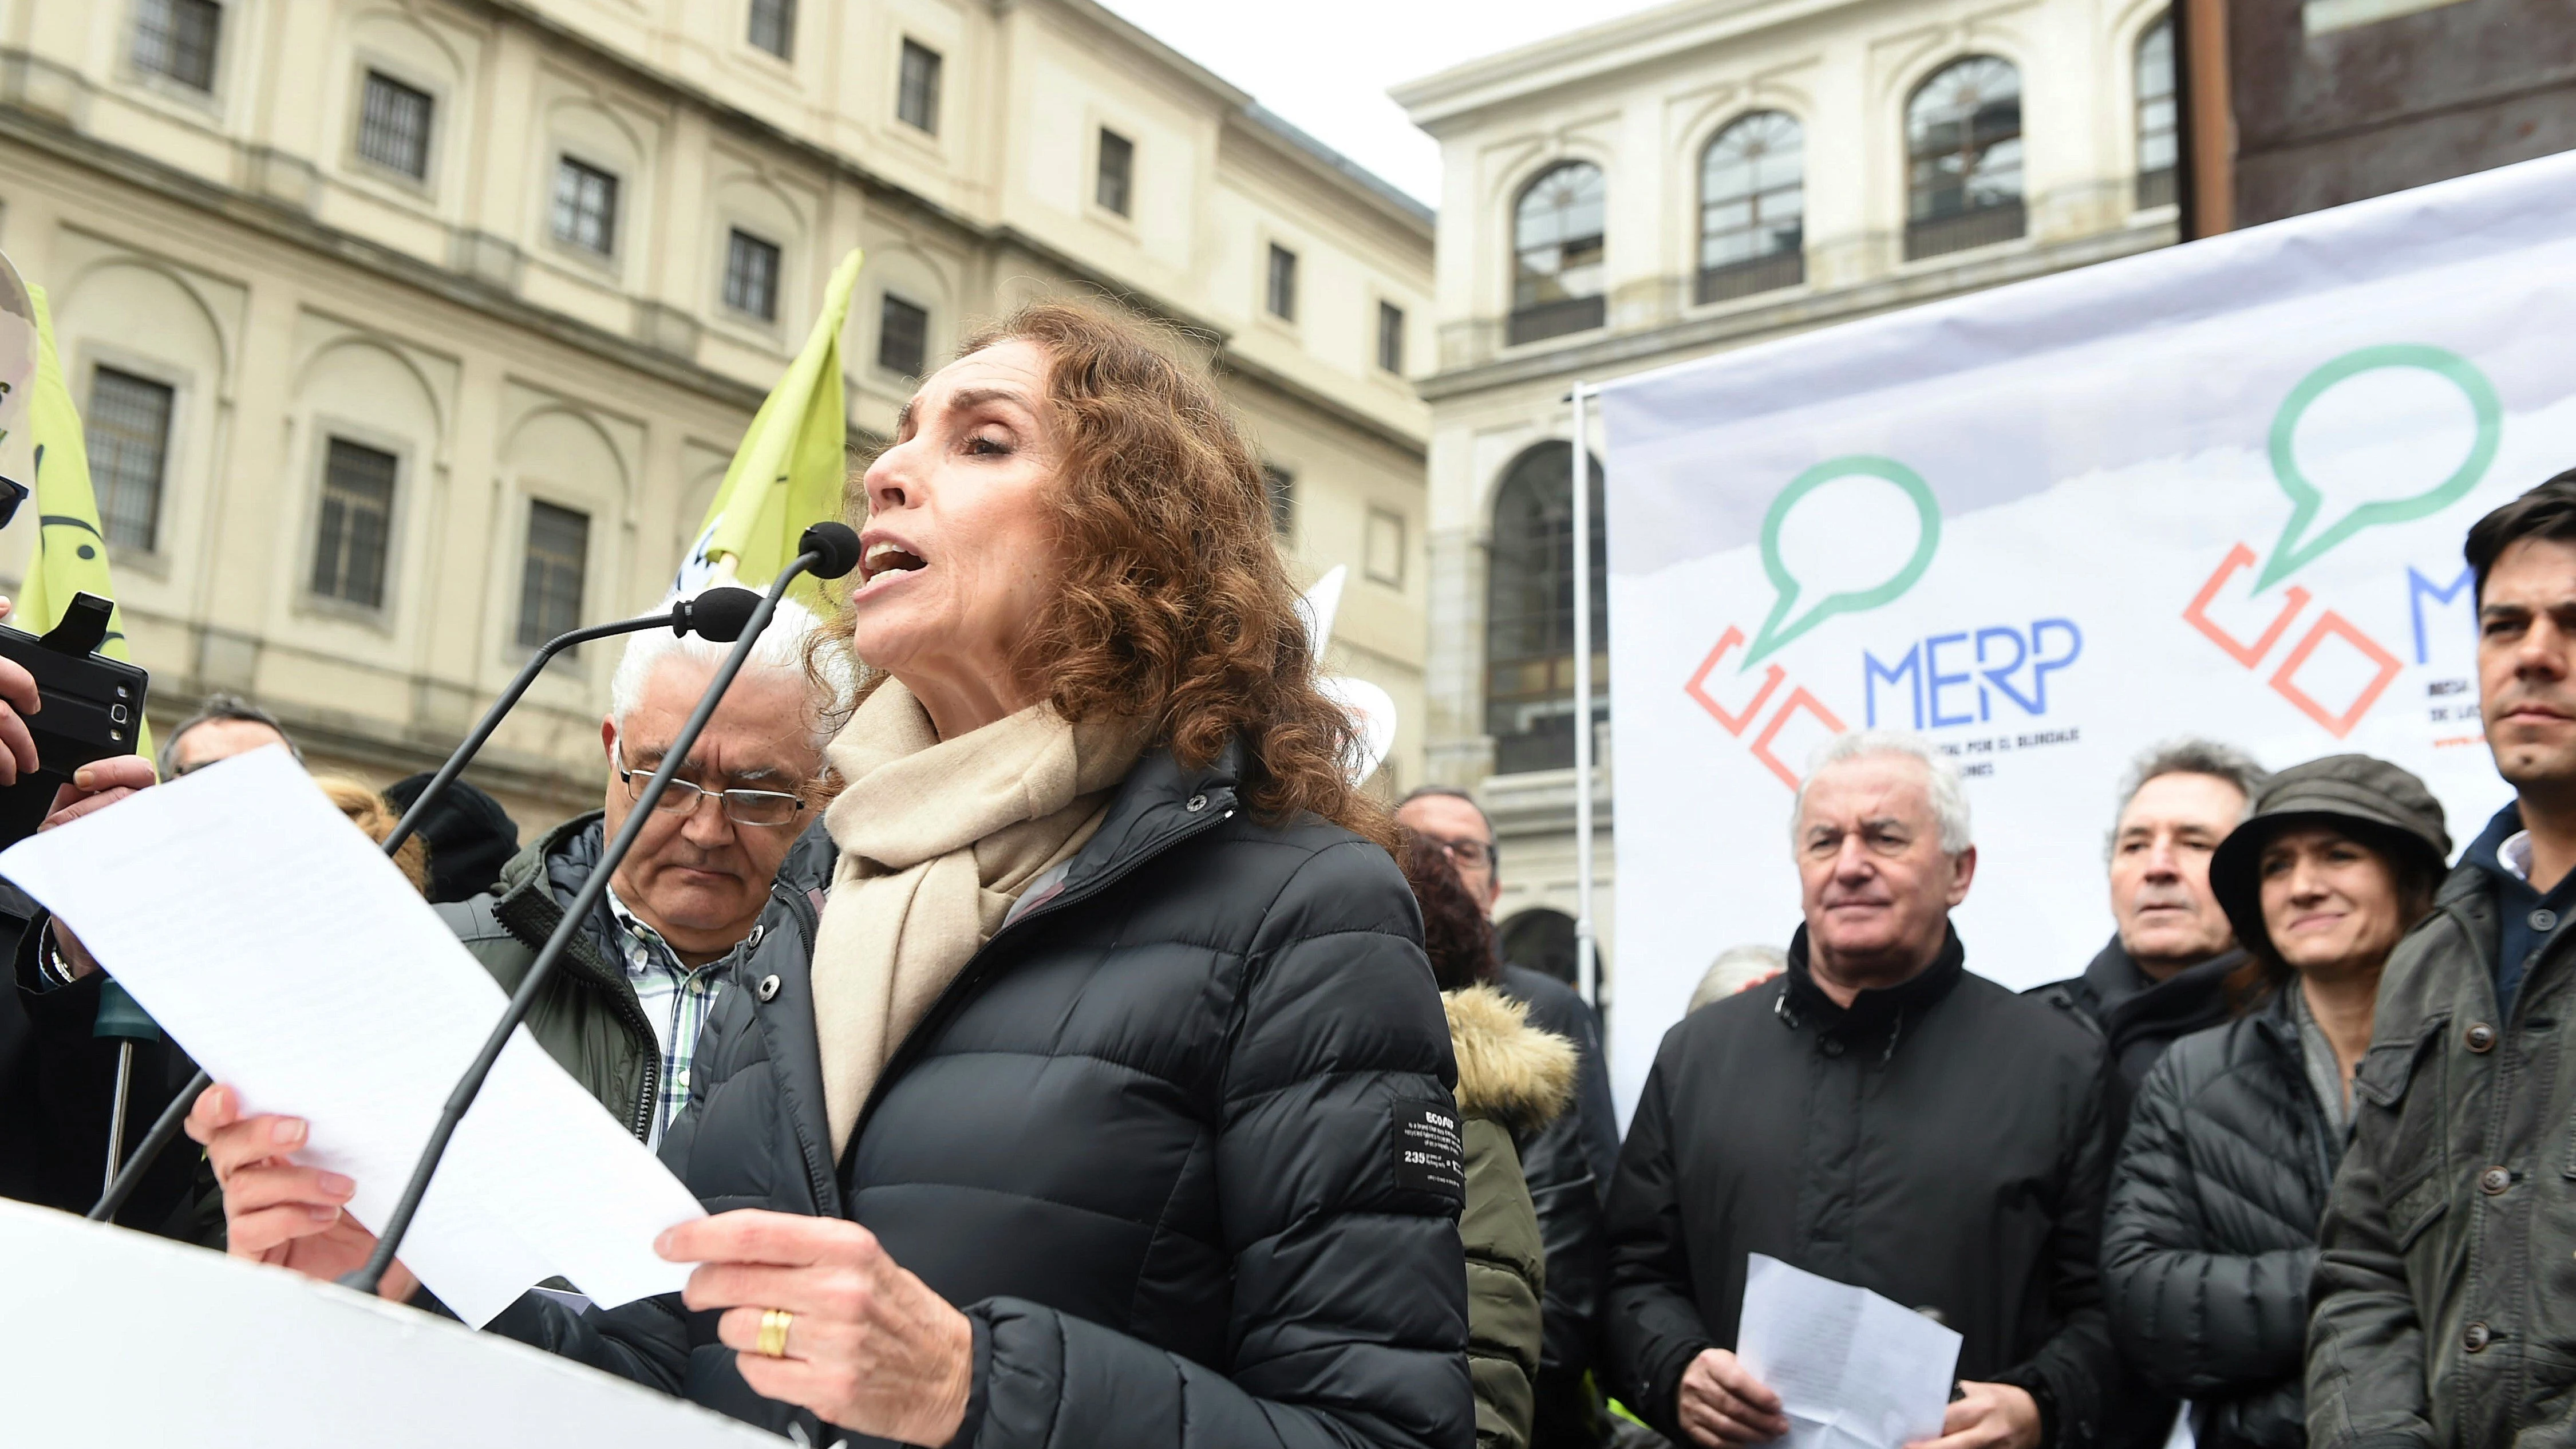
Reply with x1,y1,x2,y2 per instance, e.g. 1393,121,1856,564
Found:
2103,990,2340,1449
493,743,1475,1449
1606,927,2116,1449
2028,937,2243,1135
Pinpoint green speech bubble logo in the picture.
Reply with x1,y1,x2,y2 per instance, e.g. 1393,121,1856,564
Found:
1744,455,1942,669
2257,344,2501,591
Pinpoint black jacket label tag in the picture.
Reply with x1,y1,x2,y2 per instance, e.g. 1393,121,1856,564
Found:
1393,1100,1465,1199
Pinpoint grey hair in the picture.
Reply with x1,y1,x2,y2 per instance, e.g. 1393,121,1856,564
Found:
607,592,844,749
2105,738,2267,860
159,692,302,777
1688,943,1788,1013
1789,729,1973,854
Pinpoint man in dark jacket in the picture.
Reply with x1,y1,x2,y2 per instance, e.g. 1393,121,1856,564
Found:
1607,731,2116,1449
2029,738,2266,1132
2308,473,2576,1446
438,603,836,1147
2029,740,2265,1449
9,594,837,1229
1403,784,1614,1449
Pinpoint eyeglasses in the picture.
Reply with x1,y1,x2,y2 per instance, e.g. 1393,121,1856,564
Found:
1436,837,1496,871
0,476,25,531
614,746,808,828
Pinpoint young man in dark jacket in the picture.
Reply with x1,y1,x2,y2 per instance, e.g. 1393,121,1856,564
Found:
2308,473,2576,1446
1607,731,2116,1449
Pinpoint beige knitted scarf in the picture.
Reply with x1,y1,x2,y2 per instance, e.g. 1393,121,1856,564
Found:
810,680,1144,1157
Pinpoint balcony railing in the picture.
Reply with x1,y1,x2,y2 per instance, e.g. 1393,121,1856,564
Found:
1904,200,2026,262
2136,167,2178,211
1696,250,1805,306
1507,294,1607,347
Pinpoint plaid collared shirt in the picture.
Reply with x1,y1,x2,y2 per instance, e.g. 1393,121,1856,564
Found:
604,886,724,1148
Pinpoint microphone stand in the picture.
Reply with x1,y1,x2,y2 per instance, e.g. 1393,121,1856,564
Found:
341,544,835,1294
92,979,160,1199
86,590,760,1224
378,613,690,859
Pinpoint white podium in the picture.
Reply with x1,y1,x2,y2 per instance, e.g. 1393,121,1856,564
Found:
0,1198,788,1446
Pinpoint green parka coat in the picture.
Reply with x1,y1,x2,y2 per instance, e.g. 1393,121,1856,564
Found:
1447,983,1578,1449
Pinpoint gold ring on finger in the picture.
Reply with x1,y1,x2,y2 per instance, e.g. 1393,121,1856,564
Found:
756,1306,793,1358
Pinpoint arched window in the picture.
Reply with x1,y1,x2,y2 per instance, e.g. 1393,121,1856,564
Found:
2136,15,2178,209
1698,110,1805,304
1509,163,1606,346
1905,56,2024,260
1485,442,1607,775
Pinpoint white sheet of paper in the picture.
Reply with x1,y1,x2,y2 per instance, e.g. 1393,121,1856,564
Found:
0,746,706,1325
1737,1254,1964,1449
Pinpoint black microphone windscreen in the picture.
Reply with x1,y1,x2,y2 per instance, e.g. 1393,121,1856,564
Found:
800,522,864,579
681,586,764,642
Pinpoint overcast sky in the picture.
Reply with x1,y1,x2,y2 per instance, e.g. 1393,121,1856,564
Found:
1095,0,1676,206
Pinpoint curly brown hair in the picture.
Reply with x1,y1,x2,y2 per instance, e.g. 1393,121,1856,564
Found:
820,299,1387,840
1398,830,1502,992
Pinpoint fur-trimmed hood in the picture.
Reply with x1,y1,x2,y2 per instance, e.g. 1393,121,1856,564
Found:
1444,984,1578,1136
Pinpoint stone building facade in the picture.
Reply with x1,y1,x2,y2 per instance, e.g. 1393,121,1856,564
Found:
0,0,1432,827
1395,0,2180,993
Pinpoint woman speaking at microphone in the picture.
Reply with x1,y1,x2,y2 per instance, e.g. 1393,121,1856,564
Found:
188,303,1472,1448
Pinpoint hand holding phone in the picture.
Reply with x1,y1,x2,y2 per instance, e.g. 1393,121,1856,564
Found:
0,591,150,850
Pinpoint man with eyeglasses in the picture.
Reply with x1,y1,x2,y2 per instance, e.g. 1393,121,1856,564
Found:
439,594,839,1148
1398,784,1620,1449
5,593,838,1237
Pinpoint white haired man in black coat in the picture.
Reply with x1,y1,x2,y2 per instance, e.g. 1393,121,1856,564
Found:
1607,732,2118,1449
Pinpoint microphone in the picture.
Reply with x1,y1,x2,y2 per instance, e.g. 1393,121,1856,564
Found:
380,586,765,857
800,520,864,579
343,525,859,1293
85,585,767,1224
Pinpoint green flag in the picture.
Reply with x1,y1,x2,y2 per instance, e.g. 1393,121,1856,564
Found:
19,280,151,759
676,248,864,611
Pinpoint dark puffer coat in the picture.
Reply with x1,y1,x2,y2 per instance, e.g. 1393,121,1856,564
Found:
1605,927,2117,1449
493,743,1475,1449
2103,989,2341,1449
2028,936,2243,1135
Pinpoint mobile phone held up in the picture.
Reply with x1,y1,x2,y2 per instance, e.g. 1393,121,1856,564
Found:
0,591,149,850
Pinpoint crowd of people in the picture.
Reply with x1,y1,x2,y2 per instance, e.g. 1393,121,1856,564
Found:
3,299,2575,1449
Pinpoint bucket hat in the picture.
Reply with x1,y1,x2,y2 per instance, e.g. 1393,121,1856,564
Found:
2208,753,2453,957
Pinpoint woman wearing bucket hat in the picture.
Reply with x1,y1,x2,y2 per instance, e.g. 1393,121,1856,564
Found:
2099,754,2449,1449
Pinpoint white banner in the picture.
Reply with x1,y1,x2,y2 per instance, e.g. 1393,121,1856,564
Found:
1597,150,2576,1120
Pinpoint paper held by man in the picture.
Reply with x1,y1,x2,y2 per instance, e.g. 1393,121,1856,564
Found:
1738,1254,1963,1449
0,745,706,1326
